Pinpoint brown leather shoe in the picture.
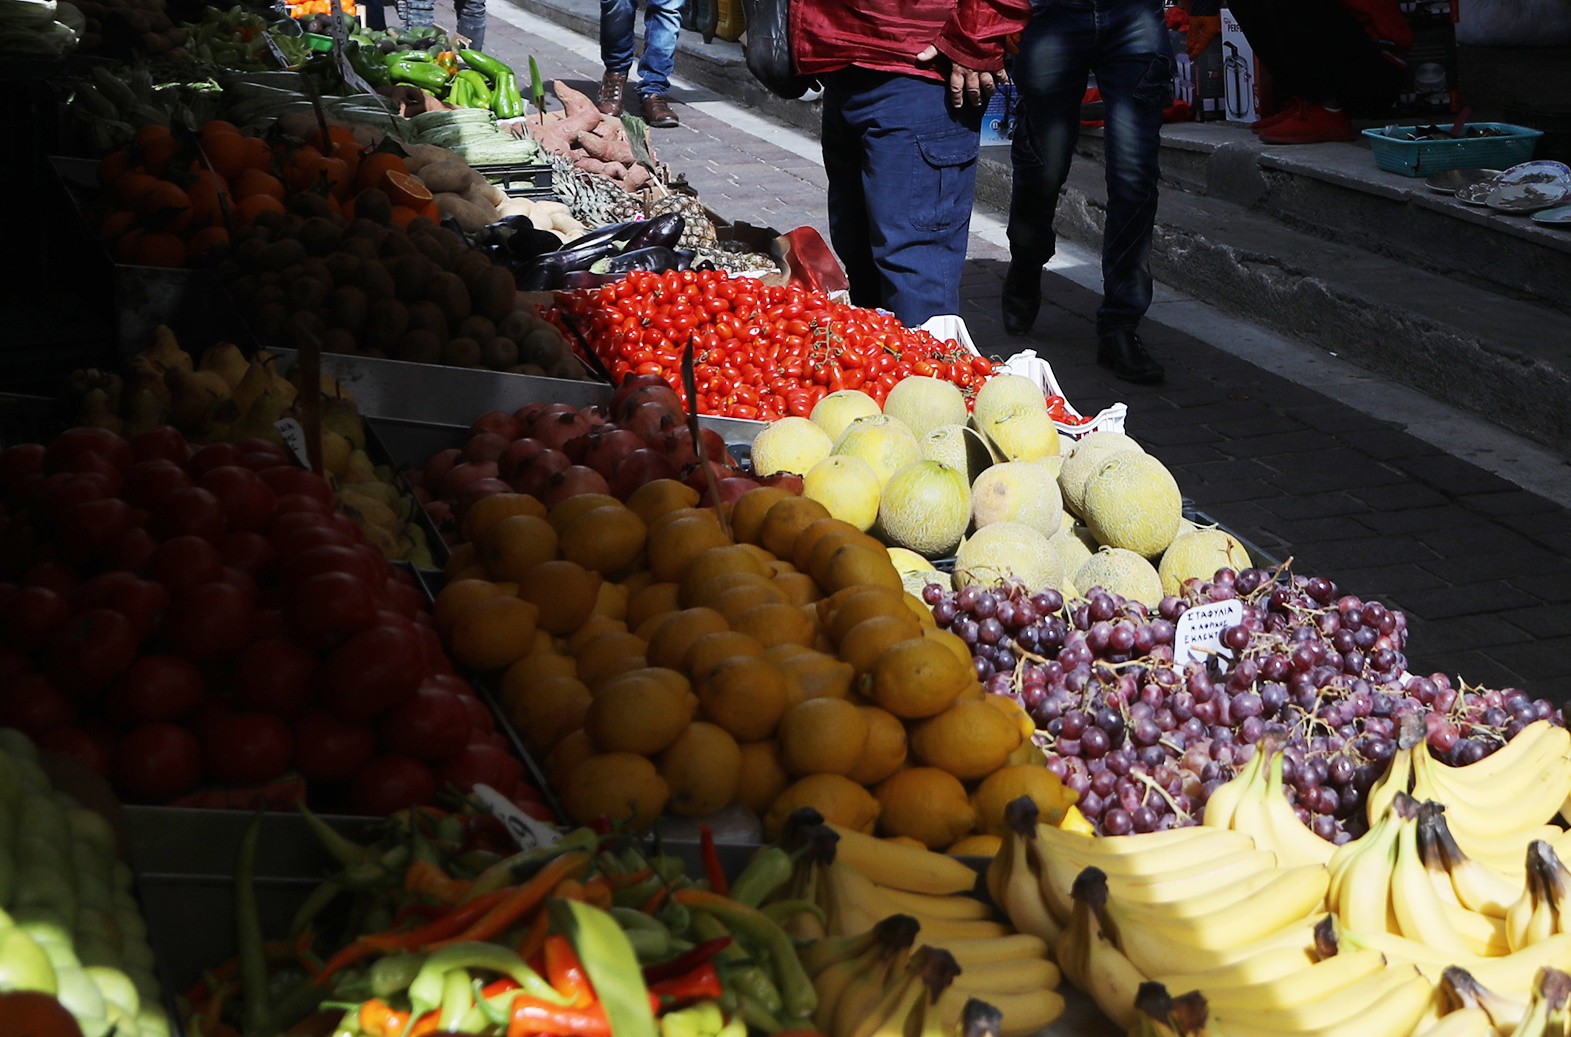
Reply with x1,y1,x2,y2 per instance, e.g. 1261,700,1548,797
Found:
641,93,679,128
597,71,627,116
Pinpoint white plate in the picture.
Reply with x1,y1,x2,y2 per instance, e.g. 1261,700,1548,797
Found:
1486,181,1570,213
1495,160,1571,187
1531,204,1571,225
1455,181,1497,205
1425,168,1501,193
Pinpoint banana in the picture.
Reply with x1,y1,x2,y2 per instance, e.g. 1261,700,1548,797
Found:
827,823,980,896
1230,748,1336,870
1112,908,1324,978
1421,805,1524,919
1053,871,1147,1030
1036,845,1278,922
1104,865,1330,948
1183,948,1389,1012
811,916,921,1031
1037,818,1256,858
1151,945,1322,991
833,942,910,1037
1328,801,1401,933
986,805,1061,944
845,949,925,1037
1213,966,1433,1037
814,944,886,1033
945,956,1061,994
1110,852,1286,907
1448,722,1566,785
938,934,1051,968
1212,960,1422,1033
1415,1007,1497,1037
829,860,1008,941
821,860,880,939
875,884,995,922
1332,922,1571,995
935,986,1066,1037
1515,968,1571,1037
1414,748,1571,849
1366,746,1416,826
1390,794,1506,956
1201,746,1266,830
1439,965,1529,1035
802,928,885,978
1507,842,1571,952
907,951,962,1037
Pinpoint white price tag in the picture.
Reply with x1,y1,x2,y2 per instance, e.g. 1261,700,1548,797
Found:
274,418,311,468
1174,599,1246,669
471,783,561,851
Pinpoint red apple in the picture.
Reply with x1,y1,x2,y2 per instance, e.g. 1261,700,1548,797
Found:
123,459,194,508
45,426,134,474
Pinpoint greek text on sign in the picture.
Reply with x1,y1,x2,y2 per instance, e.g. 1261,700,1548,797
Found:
1174,598,1246,668
274,418,311,468
470,783,561,851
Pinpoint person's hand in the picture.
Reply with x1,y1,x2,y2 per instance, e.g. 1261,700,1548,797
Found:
1185,14,1222,59
916,43,1004,108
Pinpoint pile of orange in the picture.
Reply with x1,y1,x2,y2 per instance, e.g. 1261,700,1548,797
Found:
95,119,438,267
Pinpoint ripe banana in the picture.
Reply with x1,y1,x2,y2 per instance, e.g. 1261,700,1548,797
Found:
814,945,887,1033
1507,842,1571,952
1331,921,1571,994
811,916,920,1032
833,941,910,1037
1446,721,1567,786
1328,800,1400,933
1053,871,1147,1030
802,928,885,978
1415,1007,1497,1037
1414,748,1571,854
820,859,880,939
1389,794,1508,956
830,859,1007,941
1213,966,1433,1037
1151,945,1321,991
1426,722,1571,809
1201,746,1265,829
1109,851,1285,906
1512,967,1571,1037
1366,746,1416,826
944,955,1061,994
1182,947,1389,1012
1105,864,1330,948
1228,747,1336,869
1037,817,1256,858
827,823,980,896
876,883,995,922
938,934,1051,968
1112,908,1324,978
984,807,1061,944
1439,965,1529,1035
1036,845,1277,923
844,955,924,1037
1420,804,1523,919
1213,960,1422,1032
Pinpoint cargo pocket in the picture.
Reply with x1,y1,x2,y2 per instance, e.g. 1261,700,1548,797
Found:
911,128,981,233
1133,53,1177,109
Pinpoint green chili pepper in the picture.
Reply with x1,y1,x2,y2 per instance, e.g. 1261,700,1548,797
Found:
407,942,568,1019
673,893,816,1024
437,967,474,1030
725,848,793,908
458,48,512,82
297,803,375,869
368,952,427,999
290,879,344,938
551,900,659,1037
725,963,782,1017
237,812,270,1037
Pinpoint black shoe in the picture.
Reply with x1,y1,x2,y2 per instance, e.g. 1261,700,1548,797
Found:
641,94,680,128
1001,261,1041,336
1097,328,1164,384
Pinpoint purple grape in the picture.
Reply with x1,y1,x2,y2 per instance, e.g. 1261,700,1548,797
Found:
1082,726,1111,759
1131,806,1160,833
922,583,945,606
973,593,998,621
1102,809,1134,835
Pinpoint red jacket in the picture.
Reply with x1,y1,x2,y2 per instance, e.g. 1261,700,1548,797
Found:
791,0,1031,79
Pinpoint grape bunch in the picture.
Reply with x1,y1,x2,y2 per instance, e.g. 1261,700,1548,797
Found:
921,568,1564,840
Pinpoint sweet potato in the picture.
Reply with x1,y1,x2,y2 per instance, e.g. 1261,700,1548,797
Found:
577,128,635,165
623,164,653,190
553,81,599,121
434,193,493,234
419,160,473,195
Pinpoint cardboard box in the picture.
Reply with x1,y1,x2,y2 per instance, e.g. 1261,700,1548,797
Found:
980,83,1021,146
1220,9,1262,124
1392,21,1460,116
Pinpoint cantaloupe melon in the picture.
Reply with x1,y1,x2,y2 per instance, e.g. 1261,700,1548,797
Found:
833,415,922,488
1081,452,1182,559
971,461,1063,539
952,521,1061,593
1077,547,1163,606
884,376,968,441
1157,527,1251,597
878,460,971,559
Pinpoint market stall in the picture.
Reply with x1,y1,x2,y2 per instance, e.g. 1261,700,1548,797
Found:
3,6,1571,1037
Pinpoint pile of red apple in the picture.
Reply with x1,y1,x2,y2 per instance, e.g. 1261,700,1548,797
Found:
0,425,552,819
408,374,803,541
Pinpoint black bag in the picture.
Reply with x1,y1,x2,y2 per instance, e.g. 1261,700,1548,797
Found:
736,0,815,99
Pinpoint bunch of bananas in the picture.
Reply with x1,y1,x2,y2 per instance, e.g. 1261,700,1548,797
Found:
1434,963,1571,1037
766,813,1064,1037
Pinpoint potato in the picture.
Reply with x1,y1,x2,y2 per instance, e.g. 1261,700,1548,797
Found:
419,161,473,195
473,179,505,206
402,143,462,173
460,184,501,222
497,197,536,218
434,193,493,234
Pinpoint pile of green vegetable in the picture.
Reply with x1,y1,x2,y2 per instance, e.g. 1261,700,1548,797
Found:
0,729,170,1037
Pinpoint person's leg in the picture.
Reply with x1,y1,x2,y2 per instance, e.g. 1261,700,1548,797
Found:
820,70,881,312
454,0,485,50
600,0,636,74
1089,0,1171,337
1003,2,1096,333
637,0,684,97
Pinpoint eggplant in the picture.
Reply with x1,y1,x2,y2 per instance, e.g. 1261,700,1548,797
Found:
515,264,561,291
673,249,697,271
438,213,467,242
560,270,625,290
592,246,684,275
561,218,645,252
506,227,567,263
622,211,686,253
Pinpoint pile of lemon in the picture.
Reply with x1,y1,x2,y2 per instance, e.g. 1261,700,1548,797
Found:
433,480,1070,856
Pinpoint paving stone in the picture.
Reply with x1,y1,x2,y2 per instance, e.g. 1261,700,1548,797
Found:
1480,637,1571,683
1399,454,1524,496
1494,606,1571,640
1393,581,1544,620
1411,650,1527,689
1347,482,1454,510
1295,535,1438,572
1318,562,1452,598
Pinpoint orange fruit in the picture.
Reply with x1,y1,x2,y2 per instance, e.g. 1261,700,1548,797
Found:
646,607,729,671
845,706,909,785
790,517,864,572
648,514,733,583
448,595,539,671
679,545,773,606
134,124,177,174
824,586,913,644
922,626,973,670
505,674,592,756
97,150,132,187
626,581,683,635
480,514,558,583
948,833,1003,856
499,652,578,709
839,614,924,676
548,494,621,533
235,194,286,225
113,172,161,208
130,232,187,269
777,697,867,777
730,602,816,650
817,542,904,595
243,135,273,169
683,630,767,684
773,571,821,608
759,496,832,560
558,505,647,574
592,581,628,621
355,151,409,192
625,479,700,526
909,699,1023,781
659,722,742,817
871,637,972,719
574,630,649,690
98,210,136,243
565,615,628,655
199,119,240,141
445,543,478,580
233,168,286,202
875,767,977,848
389,205,419,229
561,752,669,831
384,169,434,209
546,729,595,790
775,649,854,708
186,225,231,259
969,764,1077,835
708,582,787,625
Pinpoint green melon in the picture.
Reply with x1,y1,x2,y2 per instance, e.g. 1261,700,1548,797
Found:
1076,546,1163,607
952,521,1061,593
833,414,922,489
751,416,832,477
1081,452,1183,559
1157,527,1252,597
1057,430,1144,518
810,389,882,442
804,454,882,532
883,376,968,441
877,460,972,558
971,461,1063,540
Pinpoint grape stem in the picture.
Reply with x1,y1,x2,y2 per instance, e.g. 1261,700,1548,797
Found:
1130,768,1191,822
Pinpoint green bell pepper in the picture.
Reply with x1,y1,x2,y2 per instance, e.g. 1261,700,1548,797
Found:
458,48,512,82
0,927,58,995
455,69,491,106
390,59,454,92
491,70,523,119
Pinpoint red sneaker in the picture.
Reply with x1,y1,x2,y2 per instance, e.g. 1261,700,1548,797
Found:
1251,99,1305,132
1257,103,1354,144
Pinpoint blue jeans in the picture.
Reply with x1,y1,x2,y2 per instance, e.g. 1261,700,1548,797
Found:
1008,0,1173,334
821,67,982,327
602,0,683,97
455,0,486,50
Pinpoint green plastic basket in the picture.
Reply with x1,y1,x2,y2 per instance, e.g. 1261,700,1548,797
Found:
1362,122,1543,177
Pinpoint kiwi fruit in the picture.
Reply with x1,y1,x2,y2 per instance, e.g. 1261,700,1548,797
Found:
481,336,518,371
457,315,496,343
395,329,443,365
442,336,482,368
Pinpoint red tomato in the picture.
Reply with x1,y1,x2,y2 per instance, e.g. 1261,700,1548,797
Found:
0,443,45,489
258,467,334,507
351,754,437,815
102,526,158,573
437,742,519,796
164,580,256,662
36,726,112,778
219,531,276,577
380,577,422,620
279,544,382,590
150,487,229,542
320,624,424,721
202,712,293,785
130,426,189,464
144,534,224,594
44,426,134,474
456,693,495,738
122,459,195,509
293,709,377,783
186,442,244,477
0,672,77,735
415,623,453,676
198,466,278,532
2,585,70,651
49,609,139,692
234,638,319,717
55,497,136,565
289,571,377,651
273,493,334,517
270,517,357,558
109,654,205,725
235,438,291,464
379,680,471,762
114,722,202,801
35,472,114,526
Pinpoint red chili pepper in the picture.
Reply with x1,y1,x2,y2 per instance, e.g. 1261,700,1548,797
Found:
641,936,732,985
649,961,724,1005
507,997,612,1037
543,934,595,1008
698,824,728,896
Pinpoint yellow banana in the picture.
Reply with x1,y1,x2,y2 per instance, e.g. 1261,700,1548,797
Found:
814,945,886,1033
1232,748,1335,870
1112,908,1324,978
1366,745,1416,827
1421,807,1524,919
1151,945,1321,992
1109,863,1297,916
1390,795,1502,956
801,928,885,978
1507,842,1571,952
812,916,920,1031
827,823,979,896
830,859,1009,941
937,934,1050,968
1109,851,1285,906
1439,965,1529,1035
1106,865,1330,947
820,860,880,939
874,883,995,922
1431,722,1571,800
1214,966,1433,1037
936,985,1067,1037
1415,1007,1497,1037
945,956,1060,994
986,819,1061,944
1184,948,1389,1012
1328,801,1401,933
1201,747,1266,830
834,943,910,1037
1414,748,1571,848
1213,960,1422,1032
1036,845,1277,922
1332,922,1571,995
1036,817,1255,858
1052,873,1147,1030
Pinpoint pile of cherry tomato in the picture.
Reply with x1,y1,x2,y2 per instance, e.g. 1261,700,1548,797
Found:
548,269,999,422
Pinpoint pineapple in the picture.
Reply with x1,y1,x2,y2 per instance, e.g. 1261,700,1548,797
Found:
645,185,719,251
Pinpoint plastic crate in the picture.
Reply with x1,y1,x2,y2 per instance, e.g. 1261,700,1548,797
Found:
471,161,554,197
1362,122,1542,177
